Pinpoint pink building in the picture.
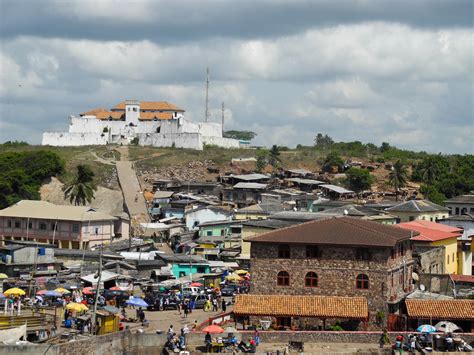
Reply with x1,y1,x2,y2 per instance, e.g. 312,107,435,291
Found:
0,200,127,249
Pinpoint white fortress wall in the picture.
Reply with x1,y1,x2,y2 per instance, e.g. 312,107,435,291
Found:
42,132,108,146
69,116,105,133
201,136,240,148
137,133,203,150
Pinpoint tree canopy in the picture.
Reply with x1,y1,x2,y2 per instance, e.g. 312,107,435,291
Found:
345,168,374,192
223,130,257,141
63,164,97,206
0,150,64,209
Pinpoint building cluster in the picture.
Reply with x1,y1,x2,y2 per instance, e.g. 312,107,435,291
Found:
41,100,244,150
0,166,473,332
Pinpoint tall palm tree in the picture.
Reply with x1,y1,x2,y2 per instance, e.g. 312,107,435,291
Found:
421,157,437,185
63,165,97,205
268,145,282,170
388,160,408,201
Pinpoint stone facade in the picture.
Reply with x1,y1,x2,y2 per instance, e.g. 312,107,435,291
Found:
250,241,414,328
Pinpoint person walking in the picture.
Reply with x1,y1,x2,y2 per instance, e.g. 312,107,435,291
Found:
183,302,189,318
212,298,218,312
221,299,227,312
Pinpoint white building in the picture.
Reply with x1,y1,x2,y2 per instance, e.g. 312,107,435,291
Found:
42,100,241,150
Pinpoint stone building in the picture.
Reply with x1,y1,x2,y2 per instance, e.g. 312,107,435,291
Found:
248,216,416,329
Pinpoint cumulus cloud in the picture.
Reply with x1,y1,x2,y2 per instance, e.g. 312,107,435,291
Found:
0,1,472,152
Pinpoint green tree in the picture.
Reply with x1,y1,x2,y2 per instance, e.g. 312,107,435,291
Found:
420,185,447,205
345,168,374,192
380,142,391,152
223,130,257,141
314,133,335,149
268,145,282,170
255,150,268,173
63,165,97,206
322,152,344,173
388,160,408,201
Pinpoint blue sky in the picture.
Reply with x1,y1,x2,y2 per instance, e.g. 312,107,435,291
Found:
0,0,472,153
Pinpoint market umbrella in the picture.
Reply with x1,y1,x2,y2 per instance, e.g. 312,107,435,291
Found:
36,290,49,295
235,270,248,275
225,274,242,282
202,324,224,334
66,302,89,312
55,287,70,294
0,293,5,299
190,282,203,287
224,326,239,334
109,286,122,291
102,305,120,314
4,288,26,296
435,321,461,333
125,297,148,308
45,290,62,297
35,295,43,302
0,273,9,279
83,287,95,295
416,324,437,333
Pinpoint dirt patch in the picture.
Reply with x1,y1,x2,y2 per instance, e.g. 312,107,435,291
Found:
40,177,125,217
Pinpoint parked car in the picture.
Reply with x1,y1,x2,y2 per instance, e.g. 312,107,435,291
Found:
191,294,208,309
221,284,239,297
182,287,202,297
144,294,179,311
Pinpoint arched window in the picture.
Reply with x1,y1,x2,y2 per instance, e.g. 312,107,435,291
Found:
356,274,369,289
277,271,290,286
278,244,290,258
305,272,318,287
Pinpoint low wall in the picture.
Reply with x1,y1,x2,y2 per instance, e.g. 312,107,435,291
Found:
42,132,108,146
1,330,473,354
137,133,202,150
202,136,240,148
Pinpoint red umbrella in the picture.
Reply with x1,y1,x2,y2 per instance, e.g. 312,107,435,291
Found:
202,324,224,334
83,287,95,295
109,286,122,291
36,289,48,295
190,282,203,287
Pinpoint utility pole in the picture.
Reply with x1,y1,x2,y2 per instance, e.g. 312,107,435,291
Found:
205,67,210,122
91,243,103,335
221,102,225,136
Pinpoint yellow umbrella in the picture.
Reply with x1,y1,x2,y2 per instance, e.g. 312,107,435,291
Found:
225,274,242,282
4,288,26,296
66,302,88,312
55,287,71,294
0,273,9,279
235,270,249,275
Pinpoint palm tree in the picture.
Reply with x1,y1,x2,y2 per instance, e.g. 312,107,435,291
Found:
421,157,437,185
268,145,282,171
388,160,408,201
63,165,97,205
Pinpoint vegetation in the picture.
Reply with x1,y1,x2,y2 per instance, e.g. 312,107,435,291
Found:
388,160,408,200
345,168,374,192
130,137,139,145
223,130,257,141
268,145,282,170
0,150,64,209
255,150,269,173
314,133,334,150
322,152,344,173
62,164,97,205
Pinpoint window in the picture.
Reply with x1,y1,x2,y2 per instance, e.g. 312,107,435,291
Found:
14,220,21,229
305,272,318,287
220,229,225,236
356,248,372,261
409,216,415,221
277,271,290,286
133,107,137,112
28,221,33,229
197,266,206,273
206,230,212,236
306,246,321,258
39,222,47,230
278,244,290,258
72,224,80,233
7,220,12,228
95,227,99,234
127,107,130,111
37,248,46,256
356,274,369,289
452,253,455,262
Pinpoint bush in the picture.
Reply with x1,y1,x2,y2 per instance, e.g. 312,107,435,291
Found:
130,137,139,146
345,168,374,192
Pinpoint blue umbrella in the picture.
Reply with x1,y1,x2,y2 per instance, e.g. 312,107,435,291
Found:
45,290,62,297
125,297,148,307
417,324,436,333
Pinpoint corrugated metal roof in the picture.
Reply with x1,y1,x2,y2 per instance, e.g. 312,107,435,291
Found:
231,173,270,181
233,182,267,189
0,200,117,222
386,200,449,213
320,184,354,194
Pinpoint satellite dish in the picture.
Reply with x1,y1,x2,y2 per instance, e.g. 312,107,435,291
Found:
420,284,426,292
343,209,349,215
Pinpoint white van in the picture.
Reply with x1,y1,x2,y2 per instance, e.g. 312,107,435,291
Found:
182,287,201,296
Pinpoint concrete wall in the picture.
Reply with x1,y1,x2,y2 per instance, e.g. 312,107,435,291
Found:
138,132,203,150
202,135,241,148
42,132,108,146
185,208,232,231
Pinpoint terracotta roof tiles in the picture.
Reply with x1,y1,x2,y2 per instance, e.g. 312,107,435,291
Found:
139,112,173,120
234,294,368,319
113,101,184,112
406,299,474,320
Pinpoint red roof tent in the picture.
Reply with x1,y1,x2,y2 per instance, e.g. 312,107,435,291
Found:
398,220,462,242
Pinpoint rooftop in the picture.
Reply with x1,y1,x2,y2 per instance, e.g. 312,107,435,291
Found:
233,182,268,190
405,299,474,320
398,220,461,242
249,216,415,248
444,194,474,204
234,294,368,319
386,199,449,213
0,200,117,222
113,101,185,112
229,173,270,181
242,219,298,230
320,184,354,194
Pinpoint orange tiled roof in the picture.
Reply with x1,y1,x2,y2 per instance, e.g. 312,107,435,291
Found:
406,299,474,320
113,101,184,112
139,112,173,120
234,294,368,319
80,107,108,116
95,111,125,120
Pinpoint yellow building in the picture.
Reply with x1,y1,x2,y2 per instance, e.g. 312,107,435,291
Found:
234,204,272,221
398,220,463,275
386,200,449,223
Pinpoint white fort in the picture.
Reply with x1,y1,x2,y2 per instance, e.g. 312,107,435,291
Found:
42,100,241,150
